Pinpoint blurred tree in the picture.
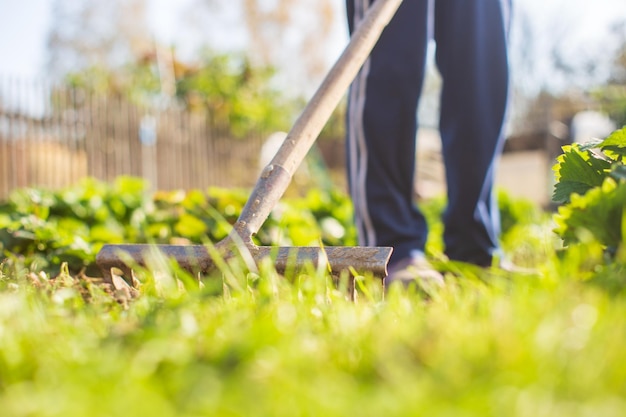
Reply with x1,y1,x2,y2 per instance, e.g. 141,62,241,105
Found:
506,5,626,139
593,25,626,128
60,49,297,137
189,0,339,97
44,0,303,136
509,3,626,97
239,0,344,138
176,49,296,136
242,0,336,85
609,29,626,85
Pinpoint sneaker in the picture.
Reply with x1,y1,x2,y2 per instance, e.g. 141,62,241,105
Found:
491,258,538,275
384,253,445,292
438,257,539,278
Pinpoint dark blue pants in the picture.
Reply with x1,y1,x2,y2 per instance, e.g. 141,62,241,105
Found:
346,0,511,267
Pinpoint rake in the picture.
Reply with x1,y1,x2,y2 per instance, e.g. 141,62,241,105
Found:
96,0,402,285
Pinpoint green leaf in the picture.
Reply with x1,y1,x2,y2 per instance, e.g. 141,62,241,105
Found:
552,180,595,204
174,214,208,240
598,126,626,148
610,164,626,181
90,224,125,244
598,127,626,161
552,144,611,203
0,213,11,228
554,177,626,249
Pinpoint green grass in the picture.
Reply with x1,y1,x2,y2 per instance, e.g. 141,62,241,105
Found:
2,244,626,416
1,186,626,416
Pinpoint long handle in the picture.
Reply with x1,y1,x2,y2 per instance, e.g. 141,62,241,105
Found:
234,0,403,239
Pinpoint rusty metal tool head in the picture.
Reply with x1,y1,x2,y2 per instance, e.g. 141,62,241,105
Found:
96,0,401,283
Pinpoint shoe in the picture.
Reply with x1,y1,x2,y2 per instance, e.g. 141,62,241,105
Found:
384,253,445,292
439,257,539,278
490,258,538,275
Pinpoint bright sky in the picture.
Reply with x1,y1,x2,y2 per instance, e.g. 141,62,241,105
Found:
0,0,625,92
0,0,51,77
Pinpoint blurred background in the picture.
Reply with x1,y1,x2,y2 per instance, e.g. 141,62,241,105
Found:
1,0,625,206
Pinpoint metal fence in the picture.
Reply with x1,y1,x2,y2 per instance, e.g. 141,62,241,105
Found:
0,77,265,200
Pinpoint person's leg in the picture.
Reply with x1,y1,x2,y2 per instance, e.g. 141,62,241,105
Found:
346,0,430,267
434,0,511,266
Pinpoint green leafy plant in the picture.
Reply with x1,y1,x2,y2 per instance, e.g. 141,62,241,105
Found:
64,50,296,137
1,175,545,278
0,178,358,275
552,126,626,253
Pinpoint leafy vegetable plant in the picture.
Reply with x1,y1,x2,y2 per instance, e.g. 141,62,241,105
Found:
0,178,357,275
552,126,626,255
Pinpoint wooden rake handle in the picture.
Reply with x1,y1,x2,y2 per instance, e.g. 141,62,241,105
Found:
233,0,403,240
